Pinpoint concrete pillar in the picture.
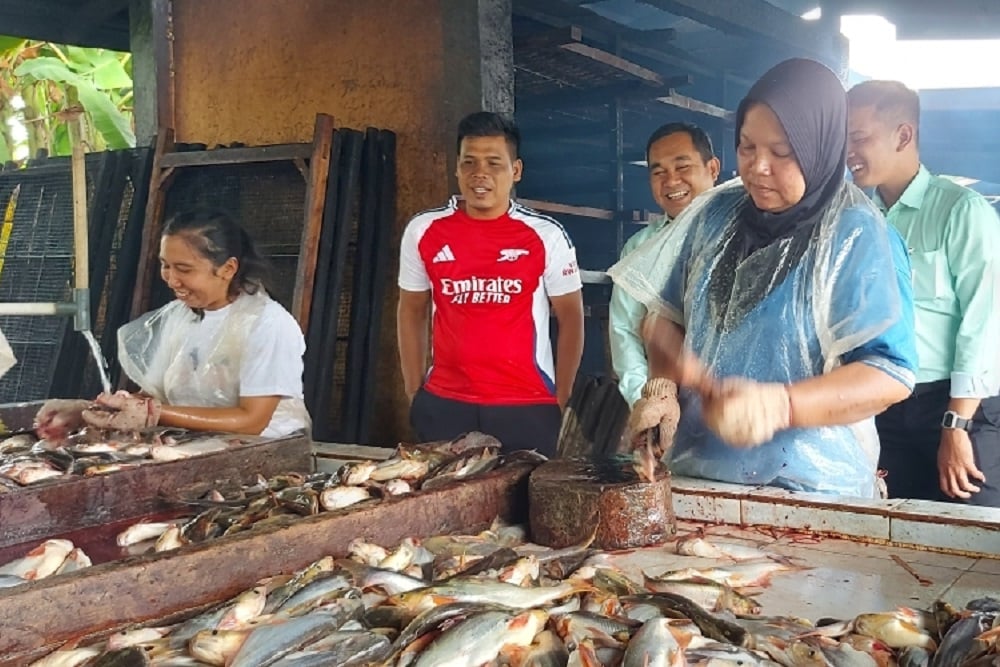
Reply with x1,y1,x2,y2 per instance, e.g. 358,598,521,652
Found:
164,0,514,444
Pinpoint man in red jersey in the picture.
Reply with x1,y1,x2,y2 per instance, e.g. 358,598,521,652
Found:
396,112,584,456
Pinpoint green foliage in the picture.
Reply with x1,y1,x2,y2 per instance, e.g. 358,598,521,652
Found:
0,37,134,162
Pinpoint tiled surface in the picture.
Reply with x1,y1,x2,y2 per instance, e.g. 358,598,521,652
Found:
892,498,1000,524
667,476,1000,558
602,521,980,622
741,499,891,541
672,491,742,524
970,558,1000,574
891,518,1000,556
941,570,1000,602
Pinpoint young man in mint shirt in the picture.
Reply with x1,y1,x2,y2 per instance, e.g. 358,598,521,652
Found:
610,123,719,444
848,80,1000,507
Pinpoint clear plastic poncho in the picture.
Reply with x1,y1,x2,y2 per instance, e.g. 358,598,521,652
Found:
608,178,915,498
118,290,310,438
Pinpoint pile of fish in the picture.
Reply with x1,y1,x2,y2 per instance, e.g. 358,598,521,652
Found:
31,524,1000,667
0,430,253,488
0,539,91,588
115,432,530,554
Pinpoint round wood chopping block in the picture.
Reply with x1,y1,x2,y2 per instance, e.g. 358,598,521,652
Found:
528,456,676,550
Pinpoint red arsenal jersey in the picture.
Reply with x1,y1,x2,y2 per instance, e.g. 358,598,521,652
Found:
398,197,582,405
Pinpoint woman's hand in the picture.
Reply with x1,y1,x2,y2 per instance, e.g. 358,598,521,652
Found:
640,313,717,393
702,379,791,447
82,391,161,431
34,398,92,442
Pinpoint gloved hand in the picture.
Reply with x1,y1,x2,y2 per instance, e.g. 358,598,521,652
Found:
702,379,790,447
623,377,680,453
82,391,161,431
34,398,92,442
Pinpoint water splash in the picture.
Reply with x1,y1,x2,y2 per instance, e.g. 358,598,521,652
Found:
81,329,112,395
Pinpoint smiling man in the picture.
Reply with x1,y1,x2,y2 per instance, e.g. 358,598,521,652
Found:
610,123,720,417
396,112,584,456
848,80,1000,507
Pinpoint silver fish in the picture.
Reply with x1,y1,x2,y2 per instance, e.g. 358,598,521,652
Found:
274,574,355,617
507,629,569,667
622,617,689,667
28,647,103,667
273,631,391,667
320,485,372,511
53,548,92,575
117,522,176,547
228,610,344,667
0,539,74,580
339,461,377,485
413,609,548,667
370,457,430,482
391,577,592,613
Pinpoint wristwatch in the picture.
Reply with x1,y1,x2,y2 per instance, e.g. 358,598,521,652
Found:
941,411,973,431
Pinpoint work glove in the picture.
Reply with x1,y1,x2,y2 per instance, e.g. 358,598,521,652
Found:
34,398,92,442
702,379,790,447
623,377,680,455
82,391,161,431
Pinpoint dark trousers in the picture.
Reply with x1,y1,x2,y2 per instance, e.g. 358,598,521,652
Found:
410,387,562,458
876,380,1000,507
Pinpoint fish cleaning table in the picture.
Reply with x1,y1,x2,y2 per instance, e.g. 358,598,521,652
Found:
1,450,997,664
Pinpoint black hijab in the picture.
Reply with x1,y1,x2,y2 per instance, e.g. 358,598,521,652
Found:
706,58,848,330
734,58,848,254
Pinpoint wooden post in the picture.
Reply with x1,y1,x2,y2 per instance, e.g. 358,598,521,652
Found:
69,116,88,296
130,128,174,320
293,113,336,331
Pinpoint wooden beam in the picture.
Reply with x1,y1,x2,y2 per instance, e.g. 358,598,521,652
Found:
512,0,756,87
158,143,314,169
293,114,337,331
0,4,129,50
635,0,840,64
656,90,733,120
560,41,664,86
151,0,174,132
520,121,613,143
129,127,173,321
517,198,615,221
67,0,129,46
517,76,691,112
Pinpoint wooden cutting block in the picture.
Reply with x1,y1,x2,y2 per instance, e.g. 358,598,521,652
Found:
528,455,676,550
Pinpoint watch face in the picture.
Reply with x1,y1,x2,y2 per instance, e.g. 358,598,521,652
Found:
943,412,955,428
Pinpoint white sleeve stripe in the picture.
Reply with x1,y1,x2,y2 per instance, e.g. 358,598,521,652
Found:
510,202,576,249
398,201,459,291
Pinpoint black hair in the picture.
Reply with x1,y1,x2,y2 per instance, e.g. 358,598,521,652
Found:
646,122,715,164
161,208,272,300
847,80,921,130
457,111,521,159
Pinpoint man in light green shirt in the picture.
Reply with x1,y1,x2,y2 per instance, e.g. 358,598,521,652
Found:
848,80,1000,507
610,123,719,443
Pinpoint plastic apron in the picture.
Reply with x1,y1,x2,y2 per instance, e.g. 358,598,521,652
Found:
118,290,310,438
609,178,914,498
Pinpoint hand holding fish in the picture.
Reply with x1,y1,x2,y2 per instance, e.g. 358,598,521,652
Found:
34,398,92,442
82,391,162,431
702,378,791,448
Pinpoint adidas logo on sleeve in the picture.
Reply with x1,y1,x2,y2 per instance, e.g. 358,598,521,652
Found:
432,245,456,263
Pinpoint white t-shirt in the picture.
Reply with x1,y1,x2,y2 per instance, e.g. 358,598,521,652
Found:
159,296,308,437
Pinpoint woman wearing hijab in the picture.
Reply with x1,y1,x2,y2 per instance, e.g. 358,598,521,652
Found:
610,58,917,498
